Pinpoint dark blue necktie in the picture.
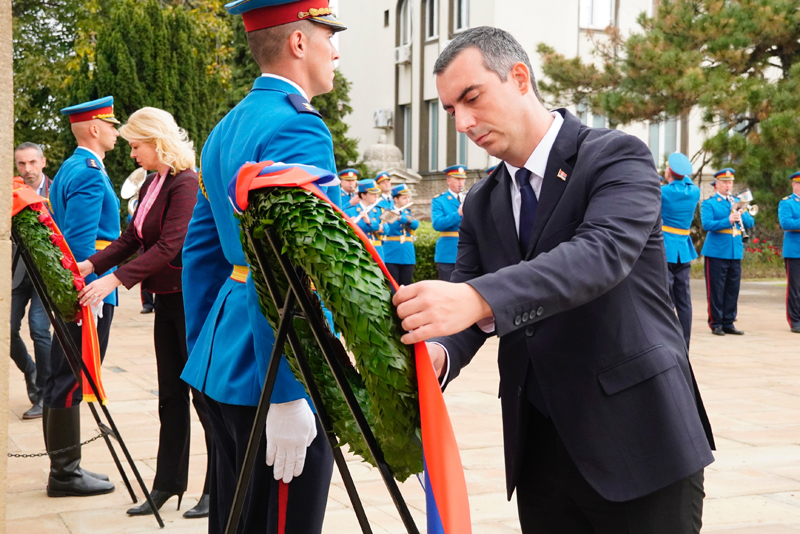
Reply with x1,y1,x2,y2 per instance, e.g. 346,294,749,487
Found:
516,167,538,252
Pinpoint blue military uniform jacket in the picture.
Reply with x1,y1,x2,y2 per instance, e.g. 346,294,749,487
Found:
181,76,339,407
779,193,800,258
378,194,394,212
661,177,700,263
345,202,385,259
431,190,462,263
700,192,755,260
383,208,418,265
50,147,120,306
342,190,356,207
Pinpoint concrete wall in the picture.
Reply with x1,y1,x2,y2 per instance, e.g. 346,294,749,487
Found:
1,0,12,529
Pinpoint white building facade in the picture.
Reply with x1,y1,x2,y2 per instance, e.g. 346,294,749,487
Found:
336,0,713,207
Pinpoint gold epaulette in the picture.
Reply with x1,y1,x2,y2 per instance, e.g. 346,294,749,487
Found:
199,170,208,201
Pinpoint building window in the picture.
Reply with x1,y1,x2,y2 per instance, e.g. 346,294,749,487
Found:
428,100,439,171
579,0,613,29
385,10,390,27
454,0,468,31
403,105,412,168
649,118,679,166
426,0,438,39
577,102,605,127
457,131,468,166
399,0,413,45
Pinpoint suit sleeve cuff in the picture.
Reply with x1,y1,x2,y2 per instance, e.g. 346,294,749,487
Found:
428,342,450,388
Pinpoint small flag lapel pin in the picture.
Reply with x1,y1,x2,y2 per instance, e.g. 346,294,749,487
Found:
557,169,568,181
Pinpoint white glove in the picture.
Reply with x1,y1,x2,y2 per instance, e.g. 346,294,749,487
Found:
266,399,317,483
91,300,104,323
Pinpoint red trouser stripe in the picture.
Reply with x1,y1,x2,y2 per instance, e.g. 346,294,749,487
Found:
278,480,288,534
64,380,80,408
705,259,714,328
787,260,792,327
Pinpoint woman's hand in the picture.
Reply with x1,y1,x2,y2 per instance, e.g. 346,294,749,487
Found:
78,274,122,307
76,260,94,277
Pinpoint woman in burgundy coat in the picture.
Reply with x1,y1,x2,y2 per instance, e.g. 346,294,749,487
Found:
77,107,211,518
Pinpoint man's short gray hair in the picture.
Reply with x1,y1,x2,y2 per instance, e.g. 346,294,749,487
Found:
433,26,542,102
15,142,44,159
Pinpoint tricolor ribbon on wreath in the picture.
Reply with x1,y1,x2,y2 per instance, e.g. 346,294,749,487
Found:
12,177,107,404
229,161,471,534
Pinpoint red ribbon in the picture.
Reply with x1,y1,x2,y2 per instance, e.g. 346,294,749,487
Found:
235,162,472,533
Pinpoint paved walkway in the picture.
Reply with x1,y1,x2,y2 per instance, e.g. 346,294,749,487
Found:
6,279,800,533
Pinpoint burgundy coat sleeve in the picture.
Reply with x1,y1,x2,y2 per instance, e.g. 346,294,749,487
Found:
108,171,198,290
88,175,156,276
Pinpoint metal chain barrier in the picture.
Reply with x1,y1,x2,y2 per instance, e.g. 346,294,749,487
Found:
8,431,107,458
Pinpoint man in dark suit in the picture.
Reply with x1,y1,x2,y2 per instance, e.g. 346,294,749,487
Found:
394,27,714,533
12,142,53,419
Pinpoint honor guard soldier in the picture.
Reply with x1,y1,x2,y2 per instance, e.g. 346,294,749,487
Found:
701,167,755,336
44,96,121,497
779,171,800,333
661,152,701,348
376,171,394,211
339,168,360,207
180,2,345,532
345,179,385,259
384,183,419,285
432,165,466,281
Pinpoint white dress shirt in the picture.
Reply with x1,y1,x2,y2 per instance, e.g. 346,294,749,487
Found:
504,112,564,238
436,111,565,385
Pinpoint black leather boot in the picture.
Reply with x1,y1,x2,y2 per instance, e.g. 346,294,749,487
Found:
183,493,210,518
42,405,109,482
45,406,115,497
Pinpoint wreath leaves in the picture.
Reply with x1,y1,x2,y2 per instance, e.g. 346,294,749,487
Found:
239,188,423,481
12,207,81,322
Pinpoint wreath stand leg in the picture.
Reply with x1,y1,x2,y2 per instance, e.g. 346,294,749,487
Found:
224,227,420,534
11,230,166,529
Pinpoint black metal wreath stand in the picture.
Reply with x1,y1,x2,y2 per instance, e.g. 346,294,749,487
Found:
11,229,165,528
224,226,419,534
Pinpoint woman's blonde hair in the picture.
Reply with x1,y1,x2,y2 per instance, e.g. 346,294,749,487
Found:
119,107,196,173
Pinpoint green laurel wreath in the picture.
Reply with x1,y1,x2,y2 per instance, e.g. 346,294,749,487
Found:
12,207,81,323
238,187,423,481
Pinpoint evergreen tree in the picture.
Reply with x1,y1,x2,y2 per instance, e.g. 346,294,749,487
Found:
312,71,369,176
72,0,227,191
536,0,800,227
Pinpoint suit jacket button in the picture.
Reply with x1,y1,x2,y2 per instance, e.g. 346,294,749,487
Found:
514,316,521,326
536,306,544,316
517,386,523,397
522,312,529,322
525,326,534,337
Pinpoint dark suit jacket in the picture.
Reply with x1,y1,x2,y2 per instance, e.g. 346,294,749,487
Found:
90,169,198,294
13,175,51,289
434,109,714,503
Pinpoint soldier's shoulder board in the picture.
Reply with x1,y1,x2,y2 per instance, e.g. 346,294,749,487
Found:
783,195,791,200
287,94,321,117
86,158,101,170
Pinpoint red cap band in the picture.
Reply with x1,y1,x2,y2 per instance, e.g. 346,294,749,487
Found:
68,106,114,124
242,0,330,32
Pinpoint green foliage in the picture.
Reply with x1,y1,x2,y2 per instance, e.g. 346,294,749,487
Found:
70,0,228,194
239,187,423,481
12,0,83,171
537,0,800,227
311,71,369,175
12,208,80,322
412,221,438,282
